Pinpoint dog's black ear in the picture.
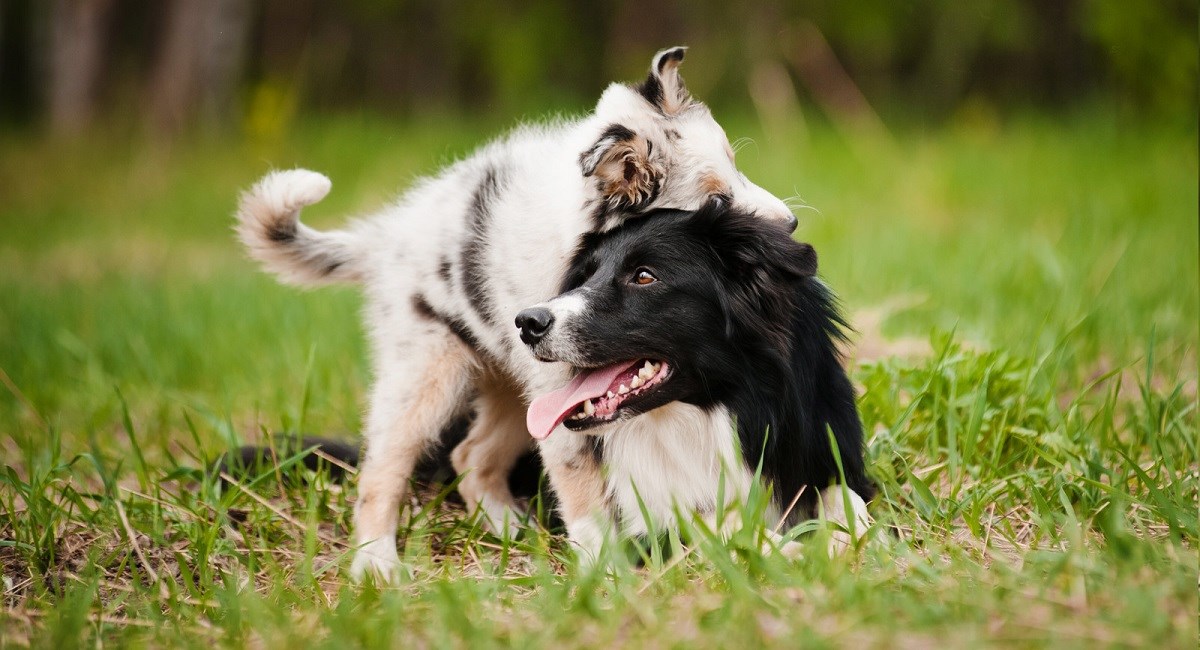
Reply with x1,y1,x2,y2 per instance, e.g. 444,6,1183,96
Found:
694,204,818,345
580,123,661,210
792,242,818,277
738,228,817,280
635,46,692,115
695,201,818,280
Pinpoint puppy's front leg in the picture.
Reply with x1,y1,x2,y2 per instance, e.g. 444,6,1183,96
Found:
538,434,613,564
350,335,474,582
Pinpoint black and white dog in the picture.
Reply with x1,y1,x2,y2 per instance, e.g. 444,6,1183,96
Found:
516,201,874,556
235,48,797,579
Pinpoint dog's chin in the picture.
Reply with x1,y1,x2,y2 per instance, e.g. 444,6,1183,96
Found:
560,360,678,432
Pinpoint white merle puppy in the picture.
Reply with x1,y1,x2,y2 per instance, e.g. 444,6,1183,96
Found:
235,47,795,580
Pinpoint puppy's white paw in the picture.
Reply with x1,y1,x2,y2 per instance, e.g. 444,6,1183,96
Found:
350,536,400,583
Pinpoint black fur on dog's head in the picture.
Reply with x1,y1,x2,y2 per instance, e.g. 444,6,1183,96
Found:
520,201,874,515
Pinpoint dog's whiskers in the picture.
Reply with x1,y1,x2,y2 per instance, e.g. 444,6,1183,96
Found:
731,137,755,155
782,188,821,215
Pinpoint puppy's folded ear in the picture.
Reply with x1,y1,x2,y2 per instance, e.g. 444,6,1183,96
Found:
580,124,661,210
636,46,692,115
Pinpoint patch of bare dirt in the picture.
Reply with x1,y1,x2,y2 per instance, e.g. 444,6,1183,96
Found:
843,295,934,366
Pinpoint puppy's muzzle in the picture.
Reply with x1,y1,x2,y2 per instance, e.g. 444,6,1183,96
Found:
515,307,554,346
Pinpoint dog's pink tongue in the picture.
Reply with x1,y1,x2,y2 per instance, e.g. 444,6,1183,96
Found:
526,361,637,440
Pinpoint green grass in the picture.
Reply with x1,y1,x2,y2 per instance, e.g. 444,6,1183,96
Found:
1,109,1196,647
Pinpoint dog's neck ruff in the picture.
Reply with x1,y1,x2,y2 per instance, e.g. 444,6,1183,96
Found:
599,402,751,536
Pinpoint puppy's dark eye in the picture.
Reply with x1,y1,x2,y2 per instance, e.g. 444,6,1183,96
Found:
631,268,658,286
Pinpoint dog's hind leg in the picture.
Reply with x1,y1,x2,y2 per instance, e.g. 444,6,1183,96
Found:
450,372,534,537
350,333,475,582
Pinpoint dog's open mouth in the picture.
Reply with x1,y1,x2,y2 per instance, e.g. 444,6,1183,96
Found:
526,359,671,439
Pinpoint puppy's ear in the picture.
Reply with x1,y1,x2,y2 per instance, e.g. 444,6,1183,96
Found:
635,46,692,115
580,124,660,210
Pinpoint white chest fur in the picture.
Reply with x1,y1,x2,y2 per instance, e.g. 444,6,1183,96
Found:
600,403,753,536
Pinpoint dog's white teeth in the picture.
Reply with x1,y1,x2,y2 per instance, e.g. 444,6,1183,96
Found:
617,383,629,395
639,363,654,380
583,399,595,416
630,375,644,389
606,391,615,399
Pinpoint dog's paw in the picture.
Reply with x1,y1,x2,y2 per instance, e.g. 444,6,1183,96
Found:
761,530,806,560
825,529,860,557
256,169,332,213
349,536,401,584
779,539,806,560
818,485,872,556
567,516,611,568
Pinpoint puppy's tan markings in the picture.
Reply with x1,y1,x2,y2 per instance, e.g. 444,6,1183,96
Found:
699,173,731,198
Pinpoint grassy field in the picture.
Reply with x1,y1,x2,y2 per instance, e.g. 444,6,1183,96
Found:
0,109,1196,648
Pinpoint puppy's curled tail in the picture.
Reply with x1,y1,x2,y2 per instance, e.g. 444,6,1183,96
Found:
236,169,364,285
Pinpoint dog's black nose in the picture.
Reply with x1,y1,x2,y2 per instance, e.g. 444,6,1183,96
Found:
784,213,799,233
515,308,554,346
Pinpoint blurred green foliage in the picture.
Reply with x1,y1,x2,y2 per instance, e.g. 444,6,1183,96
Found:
1082,0,1199,115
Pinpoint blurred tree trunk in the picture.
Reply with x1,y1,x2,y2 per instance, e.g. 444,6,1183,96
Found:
148,0,252,136
605,0,683,77
915,2,987,113
48,0,113,135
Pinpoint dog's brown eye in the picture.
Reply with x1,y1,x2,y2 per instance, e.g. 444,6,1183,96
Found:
632,268,658,285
